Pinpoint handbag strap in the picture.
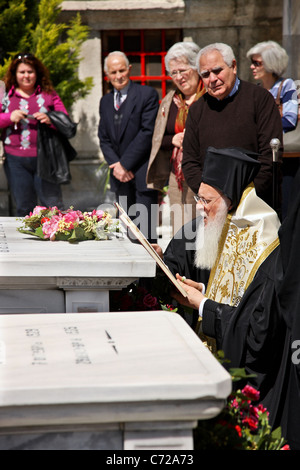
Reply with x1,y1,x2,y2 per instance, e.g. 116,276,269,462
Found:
275,79,300,123
275,79,285,106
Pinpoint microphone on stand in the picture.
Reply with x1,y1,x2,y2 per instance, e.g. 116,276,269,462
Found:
270,138,281,219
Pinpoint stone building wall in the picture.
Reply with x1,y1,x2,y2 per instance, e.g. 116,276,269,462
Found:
0,0,285,215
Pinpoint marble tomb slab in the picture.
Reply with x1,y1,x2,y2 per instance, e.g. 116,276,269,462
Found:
0,217,156,313
0,311,232,450
0,217,155,280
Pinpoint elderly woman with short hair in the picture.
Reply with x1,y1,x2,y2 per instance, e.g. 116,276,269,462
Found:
247,40,298,218
146,41,205,236
247,41,298,133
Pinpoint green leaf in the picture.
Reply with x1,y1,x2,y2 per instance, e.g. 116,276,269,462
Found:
34,226,45,239
229,367,257,381
17,227,45,239
67,227,93,243
97,161,111,196
271,426,283,440
55,232,71,241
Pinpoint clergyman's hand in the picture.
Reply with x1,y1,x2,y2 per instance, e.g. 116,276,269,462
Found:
171,274,205,310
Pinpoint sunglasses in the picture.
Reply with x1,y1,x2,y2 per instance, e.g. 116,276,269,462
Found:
251,59,263,67
13,53,34,61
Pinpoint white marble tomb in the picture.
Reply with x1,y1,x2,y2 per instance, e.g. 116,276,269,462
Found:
0,217,156,313
0,311,232,450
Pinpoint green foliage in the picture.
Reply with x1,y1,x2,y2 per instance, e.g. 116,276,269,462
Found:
96,161,111,197
0,0,93,110
0,0,27,61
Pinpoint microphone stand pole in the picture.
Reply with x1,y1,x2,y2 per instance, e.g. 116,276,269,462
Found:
270,138,281,220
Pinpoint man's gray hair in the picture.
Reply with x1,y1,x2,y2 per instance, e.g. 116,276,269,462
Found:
104,51,130,73
196,43,236,74
165,41,200,72
246,41,289,77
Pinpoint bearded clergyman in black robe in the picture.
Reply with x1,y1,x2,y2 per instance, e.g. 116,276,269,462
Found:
171,147,300,450
154,147,280,328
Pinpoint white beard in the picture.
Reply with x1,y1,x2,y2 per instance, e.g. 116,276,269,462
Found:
194,198,229,270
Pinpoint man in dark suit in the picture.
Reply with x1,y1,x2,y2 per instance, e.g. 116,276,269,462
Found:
98,51,159,242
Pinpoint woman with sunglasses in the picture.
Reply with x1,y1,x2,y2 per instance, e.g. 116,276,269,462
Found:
146,42,206,236
247,41,298,219
0,53,68,216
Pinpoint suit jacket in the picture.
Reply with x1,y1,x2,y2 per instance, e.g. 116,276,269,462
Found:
98,81,159,192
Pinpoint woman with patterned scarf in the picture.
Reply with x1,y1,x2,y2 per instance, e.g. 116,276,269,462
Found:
146,42,205,236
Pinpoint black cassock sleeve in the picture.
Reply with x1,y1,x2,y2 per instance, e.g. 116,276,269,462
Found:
202,247,288,428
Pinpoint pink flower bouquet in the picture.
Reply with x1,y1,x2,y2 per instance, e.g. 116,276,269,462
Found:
18,206,120,242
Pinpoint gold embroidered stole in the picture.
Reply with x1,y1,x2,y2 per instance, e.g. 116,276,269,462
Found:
206,184,280,306
197,184,280,345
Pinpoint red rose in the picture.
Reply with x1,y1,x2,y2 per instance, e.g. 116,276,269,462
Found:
241,385,260,401
143,293,158,309
242,416,258,431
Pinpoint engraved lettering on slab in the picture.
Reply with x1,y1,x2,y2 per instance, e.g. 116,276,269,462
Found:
24,328,47,365
64,327,79,336
70,339,92,364
18,323,122,370
105,330,118,355
0,224,9,253
64,325,91,364
31,341,47,366
25,328,40,337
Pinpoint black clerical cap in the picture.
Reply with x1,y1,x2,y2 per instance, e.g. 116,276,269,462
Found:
202,147,261,210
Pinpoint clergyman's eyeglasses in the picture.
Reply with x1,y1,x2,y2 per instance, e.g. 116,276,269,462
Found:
194,195,221,207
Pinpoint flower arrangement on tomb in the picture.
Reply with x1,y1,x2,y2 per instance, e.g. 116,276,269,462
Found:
17,206,120,242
